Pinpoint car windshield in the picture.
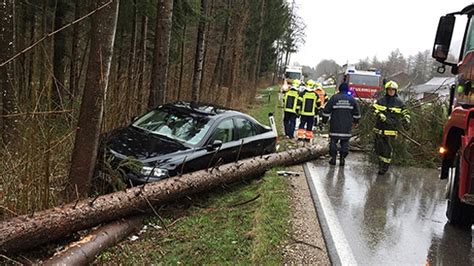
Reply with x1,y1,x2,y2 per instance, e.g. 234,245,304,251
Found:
132,107,212,146
286,71,302,80
348,74,380,87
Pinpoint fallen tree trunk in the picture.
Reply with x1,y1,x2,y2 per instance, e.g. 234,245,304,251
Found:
0,143,327,254
44,215,144,265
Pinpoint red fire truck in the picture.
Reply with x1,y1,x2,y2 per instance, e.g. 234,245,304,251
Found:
432,4,474,226
336,65,383,99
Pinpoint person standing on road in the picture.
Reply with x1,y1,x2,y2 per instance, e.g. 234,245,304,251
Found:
322,82,360,166
372,80,410,175
296,81,321,142
314,82,329,131
282,79,301,139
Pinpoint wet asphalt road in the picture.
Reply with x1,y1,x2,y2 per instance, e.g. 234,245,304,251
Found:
305,153,474,265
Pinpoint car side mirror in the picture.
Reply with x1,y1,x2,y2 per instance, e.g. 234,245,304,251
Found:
432,15,455,62
207,140,222,151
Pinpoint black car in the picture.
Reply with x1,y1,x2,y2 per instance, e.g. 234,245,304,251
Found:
100,102,277,184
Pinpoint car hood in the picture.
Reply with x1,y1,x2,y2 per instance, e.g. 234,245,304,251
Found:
105,126,191,160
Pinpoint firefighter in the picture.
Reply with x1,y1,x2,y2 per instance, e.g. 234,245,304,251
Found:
297,83,321,142
373,80,411,175
282,79,301,139
322,83,360,166
314,82,329,130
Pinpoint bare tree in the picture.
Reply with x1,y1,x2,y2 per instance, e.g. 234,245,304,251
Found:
0,0,18,146
51,0,69,109
68,0,119,198
148,0,174,109
191,0,207,102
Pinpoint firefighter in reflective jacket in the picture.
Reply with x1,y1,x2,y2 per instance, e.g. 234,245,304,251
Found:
283,79,301,139
314,82,329,130
322,83,360,166
297,84,321,142
373,80,411,175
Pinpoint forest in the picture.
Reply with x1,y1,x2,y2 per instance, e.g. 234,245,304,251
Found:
0,0,304,219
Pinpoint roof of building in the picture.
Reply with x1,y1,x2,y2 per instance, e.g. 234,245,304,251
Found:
410,77,455,94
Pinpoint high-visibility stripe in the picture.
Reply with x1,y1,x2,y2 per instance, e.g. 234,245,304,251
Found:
353,114,361,119
379,156,392,163
373,103,387,111
322,112,331,117
389,107,402,113
330,132,352,137
333,105,354,109
373,128,398,136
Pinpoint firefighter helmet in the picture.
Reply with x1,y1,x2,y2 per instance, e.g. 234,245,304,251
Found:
292,79,301,87
384,80,399,90
306,79,316,88
315,82,323,90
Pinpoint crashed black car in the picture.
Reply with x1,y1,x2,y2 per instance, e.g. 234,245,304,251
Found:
100,102,277,184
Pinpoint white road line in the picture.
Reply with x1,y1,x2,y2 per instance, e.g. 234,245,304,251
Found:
304,162,358,266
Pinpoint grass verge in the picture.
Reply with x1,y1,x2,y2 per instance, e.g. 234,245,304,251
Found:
96,87,292,264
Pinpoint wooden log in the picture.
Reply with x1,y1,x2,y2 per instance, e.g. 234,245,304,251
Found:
0,143,327,254
44,215,144,265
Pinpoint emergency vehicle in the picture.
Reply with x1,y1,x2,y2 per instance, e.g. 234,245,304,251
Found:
284,65,303,82
336,65,383,99
432,4,474,226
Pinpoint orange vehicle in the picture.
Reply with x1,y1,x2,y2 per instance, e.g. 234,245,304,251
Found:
432,4,474,226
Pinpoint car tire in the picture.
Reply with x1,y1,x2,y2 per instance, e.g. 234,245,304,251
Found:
446,154,473,227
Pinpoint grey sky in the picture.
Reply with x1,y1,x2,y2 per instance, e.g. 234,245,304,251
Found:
291,0,472,67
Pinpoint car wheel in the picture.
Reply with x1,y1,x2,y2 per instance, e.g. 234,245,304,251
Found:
446,154,473,226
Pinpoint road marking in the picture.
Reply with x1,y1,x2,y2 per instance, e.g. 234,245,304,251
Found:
304,162,358,266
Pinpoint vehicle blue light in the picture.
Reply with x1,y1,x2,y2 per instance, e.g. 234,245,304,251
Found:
347,91,353,96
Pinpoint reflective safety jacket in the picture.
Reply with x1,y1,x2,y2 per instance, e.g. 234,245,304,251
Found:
372,95,410,136
298,91,321,116
283,88,300,114
322,92,361,139
315,88,329,106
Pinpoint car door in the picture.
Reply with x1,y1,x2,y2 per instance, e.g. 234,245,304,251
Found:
206,118,240,166
234,117,263,159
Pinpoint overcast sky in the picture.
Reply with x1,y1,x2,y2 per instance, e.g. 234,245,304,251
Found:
290,0,472,67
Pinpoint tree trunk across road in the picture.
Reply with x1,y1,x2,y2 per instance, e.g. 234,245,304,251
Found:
0,143,328,254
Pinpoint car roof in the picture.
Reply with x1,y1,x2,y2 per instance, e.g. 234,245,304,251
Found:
163,101,240,118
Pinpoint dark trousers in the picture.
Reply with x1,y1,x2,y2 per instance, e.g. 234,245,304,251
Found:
329,137,349,158
375,134,393,164
283,112,297,138
298,115,314,131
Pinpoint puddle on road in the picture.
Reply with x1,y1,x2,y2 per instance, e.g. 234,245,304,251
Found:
308,153,474,265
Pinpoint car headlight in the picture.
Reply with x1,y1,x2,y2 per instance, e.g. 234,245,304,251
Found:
140,166,169,179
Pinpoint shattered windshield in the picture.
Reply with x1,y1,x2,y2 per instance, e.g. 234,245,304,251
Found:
132,107,212,146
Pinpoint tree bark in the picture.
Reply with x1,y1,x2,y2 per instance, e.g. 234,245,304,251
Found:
126,0,138,118
0,143,328,254
191,0,207,102
51,0,69,110
148,0,174,109
68,0,119,198
137,14,148,114
69,0,81,105
177,22,186,100
45,215,145,265
0,0,19,146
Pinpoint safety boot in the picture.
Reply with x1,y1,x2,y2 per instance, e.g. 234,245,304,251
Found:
378,162,389,175
329,156,336,165
339,155,345,166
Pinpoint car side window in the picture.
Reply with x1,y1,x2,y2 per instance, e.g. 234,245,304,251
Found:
235,118,256,139
210,119,234,143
